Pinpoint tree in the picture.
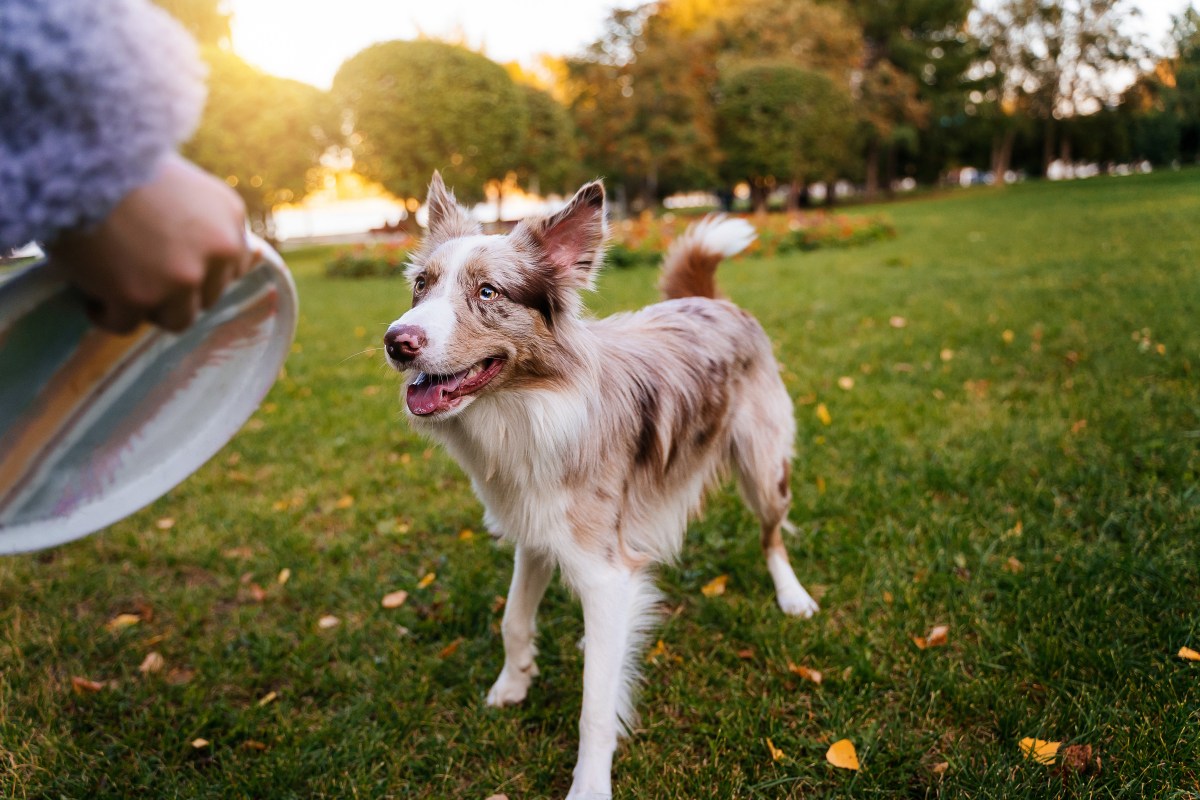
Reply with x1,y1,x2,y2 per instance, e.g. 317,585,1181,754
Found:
149,0,230,46
1168,4,1200,161
975,0,1142,174
333,41,528,206
716,63,858,211
512,83,581,197
183,50,337,237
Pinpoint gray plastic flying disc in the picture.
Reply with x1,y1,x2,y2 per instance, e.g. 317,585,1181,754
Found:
0,234,297,554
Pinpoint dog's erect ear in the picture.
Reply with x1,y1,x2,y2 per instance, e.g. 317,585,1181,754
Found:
424,171,480,244
513,181,607,288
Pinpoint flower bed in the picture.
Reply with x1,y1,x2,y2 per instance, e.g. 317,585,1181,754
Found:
324,239,413,279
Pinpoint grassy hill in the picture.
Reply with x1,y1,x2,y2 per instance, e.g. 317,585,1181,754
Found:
2,170,1198,797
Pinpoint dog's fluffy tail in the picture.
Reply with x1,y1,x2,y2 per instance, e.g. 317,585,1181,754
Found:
659,214,757,300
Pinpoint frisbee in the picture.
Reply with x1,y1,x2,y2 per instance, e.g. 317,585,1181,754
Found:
0,234,297,554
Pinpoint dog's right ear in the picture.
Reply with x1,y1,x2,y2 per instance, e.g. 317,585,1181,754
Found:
424,171,481,244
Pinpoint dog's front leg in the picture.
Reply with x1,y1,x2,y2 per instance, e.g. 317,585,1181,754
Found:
487,545,554,707
565,563,657,800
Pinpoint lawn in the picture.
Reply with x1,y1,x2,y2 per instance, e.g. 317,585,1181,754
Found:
2,170,1198,799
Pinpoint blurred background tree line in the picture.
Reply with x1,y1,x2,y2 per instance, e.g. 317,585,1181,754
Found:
154,0,1200,228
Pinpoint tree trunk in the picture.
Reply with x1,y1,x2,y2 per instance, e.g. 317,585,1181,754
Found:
864,139,881,199
1042,118,1056,175
884,141,897,198
991,127,1016,181
786,181,802,212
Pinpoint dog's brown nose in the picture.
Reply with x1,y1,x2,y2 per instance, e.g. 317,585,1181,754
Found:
384,324,426,362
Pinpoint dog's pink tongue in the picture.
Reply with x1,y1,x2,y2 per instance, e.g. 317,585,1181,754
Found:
407,371,467,415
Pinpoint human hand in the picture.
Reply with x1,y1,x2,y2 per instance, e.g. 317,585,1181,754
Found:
48,154,256,333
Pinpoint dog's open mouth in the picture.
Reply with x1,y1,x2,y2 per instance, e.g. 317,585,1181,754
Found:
406,357,506,416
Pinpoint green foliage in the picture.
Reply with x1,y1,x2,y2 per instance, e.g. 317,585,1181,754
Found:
1,171,1200,796
513,83,581,196
333,41,528,204
183,50,337,235
324,243,413,279
716,63,858,192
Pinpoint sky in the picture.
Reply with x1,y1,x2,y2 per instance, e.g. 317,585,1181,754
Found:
228,0,1196,90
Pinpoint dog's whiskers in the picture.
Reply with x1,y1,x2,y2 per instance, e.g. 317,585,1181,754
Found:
339,347,382,364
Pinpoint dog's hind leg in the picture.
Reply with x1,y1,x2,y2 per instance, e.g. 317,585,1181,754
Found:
563,561,661,799
487,545,555,707
731,385,820,619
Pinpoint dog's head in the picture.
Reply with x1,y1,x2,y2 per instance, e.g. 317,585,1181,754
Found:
383,173,607,420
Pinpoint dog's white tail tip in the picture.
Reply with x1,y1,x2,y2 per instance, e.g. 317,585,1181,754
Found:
693,214,757,258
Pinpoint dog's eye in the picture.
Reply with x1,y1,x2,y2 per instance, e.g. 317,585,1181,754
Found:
413,275,426,293
479,284,499,301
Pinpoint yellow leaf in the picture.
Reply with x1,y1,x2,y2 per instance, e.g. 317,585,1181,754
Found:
191,738,209,749
837,376,855,390
257,691,278,707
1018,737,1060,765
354,325,366,338
882,590,894,604
334,495,354,509
787,662,823,684
381,590,409,609
766,737,785,761
816,403,832,426
105,613,141,632
1002,329,1015,343
317,615,340,630
416,572,436,589
826,738,860,770
277,568,291,585
272,500,288,512
1178,646,1200,661
458,528,474,541
816,476,826,495
138,652,165,674
701,574,728,597
155,517,175,531
913,624,949,650
646,639,667,663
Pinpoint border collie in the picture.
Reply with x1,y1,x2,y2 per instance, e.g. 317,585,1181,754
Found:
383,174,818,799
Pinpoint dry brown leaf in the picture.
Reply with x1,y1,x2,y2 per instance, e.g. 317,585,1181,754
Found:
458,528,474,541
277,568,291,585
913,624,949,650
826,739,860,770
889,316,907,328
1178,646,1200,661
166,668,196,686
701,574,728,597
139,652,165,674
155,517,175,531
931,761,949,776
1004,557,1024,574
416,572,436,589
1002,329,1015,343
437,638,464,659
242,740,268,751
71,676,106,694
882,590,894,604
223,546,254,559
1018,737,1060,765
765,738,785,762
105,613,141,632
317,615,340,630
191,738,209,749
837,376,855,390
257,691,278,707
736,648,755,660
787,662,823,685
247,583,267,603
381,590,409,609
490,595,506,613
1058,744,1101,775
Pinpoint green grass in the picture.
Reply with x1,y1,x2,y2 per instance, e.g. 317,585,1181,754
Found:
3,171,1199,798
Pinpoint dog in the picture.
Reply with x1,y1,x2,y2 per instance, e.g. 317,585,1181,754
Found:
382,173,818,799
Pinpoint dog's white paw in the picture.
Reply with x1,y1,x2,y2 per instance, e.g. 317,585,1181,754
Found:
565,792,612,800
485,662,538,707
777,588,820,618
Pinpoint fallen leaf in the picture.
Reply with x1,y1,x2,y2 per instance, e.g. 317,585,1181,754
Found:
816,403,832,426
1018,737,1060,765
1178,646,1200,661
701,574,728,597
437,638,464,659
484,795,509,800
166,668,196,686
191,738,210,749
416,572,436,589
105,613,141,632
1071,419,1088,434
223,546,254,559
458,528,474,541
816,476,826,495
490,595,506,613
242,740,268,751
277,568,291,585
882,590,894,604
826,739,860,770
334,495,354,509
381,590,409,609
787,662,823,685
1058,743,1101,775
889,316,907,328
138,652,165,674
940,348,955,362
354,325,366,338
1002,329,1015,343
257,691,278,707
737,648,755,660
837,376,855,390
155,517,175,531
766,737,785,762
646,639,668,663
317,615,340,630
247,583,267,603
932,761,949,775
1004,556,1024,574
913,624,949,650
71,676,106,694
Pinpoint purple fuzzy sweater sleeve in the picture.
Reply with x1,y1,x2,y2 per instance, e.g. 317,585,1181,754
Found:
0,0,207,249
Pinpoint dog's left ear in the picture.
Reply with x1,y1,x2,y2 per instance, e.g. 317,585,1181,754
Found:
514,181,607,289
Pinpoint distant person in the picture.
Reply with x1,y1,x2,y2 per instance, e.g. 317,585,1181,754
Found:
0,0,254,333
